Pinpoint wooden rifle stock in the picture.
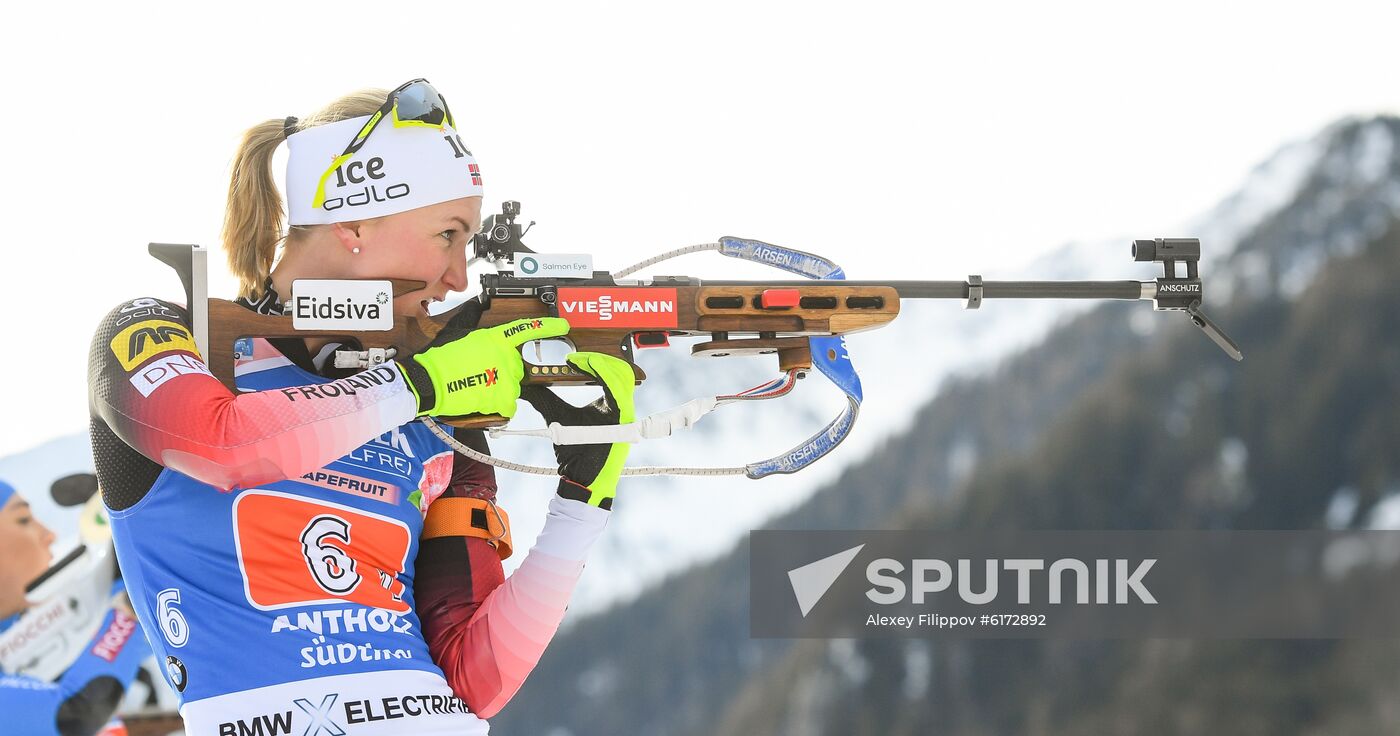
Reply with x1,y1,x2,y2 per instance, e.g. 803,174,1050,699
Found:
205,279,902,428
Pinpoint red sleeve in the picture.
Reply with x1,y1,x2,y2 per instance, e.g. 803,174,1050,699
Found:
88,298,418,491
415,534,510,712
415,430,509,712
415,434,608,719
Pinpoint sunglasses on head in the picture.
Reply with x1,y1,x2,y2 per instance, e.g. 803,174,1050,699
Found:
312,79,458,209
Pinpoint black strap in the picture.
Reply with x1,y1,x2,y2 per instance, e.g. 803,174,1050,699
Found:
234,277,287,316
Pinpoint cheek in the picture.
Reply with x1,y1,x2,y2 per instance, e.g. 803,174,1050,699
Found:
22,531,47,561
409,247,454,291
355,237,448,280
0,532,43,579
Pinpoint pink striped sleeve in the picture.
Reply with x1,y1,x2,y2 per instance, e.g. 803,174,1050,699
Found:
89,298,418,491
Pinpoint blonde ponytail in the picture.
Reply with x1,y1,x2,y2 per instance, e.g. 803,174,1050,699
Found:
223,119,286,300
221,89,390,301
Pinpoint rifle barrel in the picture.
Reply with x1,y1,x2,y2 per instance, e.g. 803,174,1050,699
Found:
702,280,1147,300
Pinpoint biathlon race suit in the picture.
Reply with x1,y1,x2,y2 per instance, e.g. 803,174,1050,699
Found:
87,287,609,736
0,594,148,736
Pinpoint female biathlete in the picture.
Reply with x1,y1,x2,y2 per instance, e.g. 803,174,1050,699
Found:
0,479,150,735
87,80,634,735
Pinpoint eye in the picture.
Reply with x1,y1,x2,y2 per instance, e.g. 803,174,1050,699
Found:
439,229,456,245
16,516,30,526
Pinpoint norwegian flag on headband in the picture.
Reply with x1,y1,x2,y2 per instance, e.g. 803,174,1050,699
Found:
469,163,482,186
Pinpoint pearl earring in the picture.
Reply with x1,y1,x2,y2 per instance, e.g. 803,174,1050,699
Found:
352,247,361,254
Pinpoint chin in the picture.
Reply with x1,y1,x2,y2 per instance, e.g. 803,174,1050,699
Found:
391,299,425,319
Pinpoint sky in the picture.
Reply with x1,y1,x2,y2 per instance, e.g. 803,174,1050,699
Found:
1,0,1398,457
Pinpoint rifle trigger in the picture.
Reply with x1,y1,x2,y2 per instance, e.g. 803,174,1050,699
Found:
633,332,671,349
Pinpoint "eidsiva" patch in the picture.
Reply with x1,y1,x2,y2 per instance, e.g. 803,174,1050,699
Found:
291,279,395,332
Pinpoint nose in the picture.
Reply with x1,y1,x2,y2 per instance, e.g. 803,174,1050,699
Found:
37,520,55,547
441,244,469,293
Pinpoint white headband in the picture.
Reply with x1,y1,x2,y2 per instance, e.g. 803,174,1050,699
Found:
285,114,483,225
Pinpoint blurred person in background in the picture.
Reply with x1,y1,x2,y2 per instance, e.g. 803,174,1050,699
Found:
0,478,150,736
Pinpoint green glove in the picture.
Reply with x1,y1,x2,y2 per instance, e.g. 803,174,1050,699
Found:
399,315,570,418
520,352,636,509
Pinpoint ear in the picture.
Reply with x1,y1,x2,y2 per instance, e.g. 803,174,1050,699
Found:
329,221,365,254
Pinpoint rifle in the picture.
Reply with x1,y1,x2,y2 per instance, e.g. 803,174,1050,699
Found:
150,201,1242,479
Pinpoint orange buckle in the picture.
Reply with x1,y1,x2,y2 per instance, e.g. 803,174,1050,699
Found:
422,497,513,560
